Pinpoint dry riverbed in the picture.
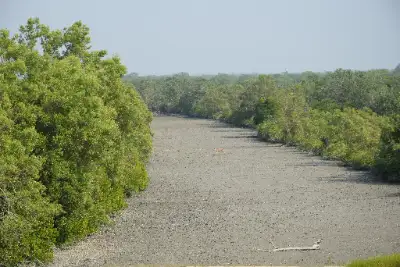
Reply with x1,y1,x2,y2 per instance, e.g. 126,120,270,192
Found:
49,116,400,266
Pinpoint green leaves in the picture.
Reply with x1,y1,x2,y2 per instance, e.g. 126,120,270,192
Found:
0,103,60,266
375,114,400,181
0,18,152,265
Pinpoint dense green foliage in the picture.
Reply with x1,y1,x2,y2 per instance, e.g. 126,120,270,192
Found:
346,253,400,267
0,19,152,266
125,67,400,180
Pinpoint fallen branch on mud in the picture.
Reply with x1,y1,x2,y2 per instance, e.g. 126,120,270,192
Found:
256,239,322,252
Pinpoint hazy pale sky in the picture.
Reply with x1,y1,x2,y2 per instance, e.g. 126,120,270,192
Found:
1,0,399,75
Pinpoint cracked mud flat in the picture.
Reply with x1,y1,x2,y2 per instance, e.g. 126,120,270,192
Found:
49,116,400,267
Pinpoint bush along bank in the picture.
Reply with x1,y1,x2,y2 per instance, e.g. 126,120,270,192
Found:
126,70,400,181
0,18,152,266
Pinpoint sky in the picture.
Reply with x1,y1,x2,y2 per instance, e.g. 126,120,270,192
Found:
1,0,399,75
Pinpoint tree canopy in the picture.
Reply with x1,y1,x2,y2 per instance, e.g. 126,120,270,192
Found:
0,18,152,266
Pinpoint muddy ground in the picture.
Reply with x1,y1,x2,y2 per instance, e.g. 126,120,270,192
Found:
49,116,400,266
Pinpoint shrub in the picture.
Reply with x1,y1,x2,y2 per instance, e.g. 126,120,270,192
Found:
323,108,388,168
0,18,152,266
374,114,400,181
346,253,400,267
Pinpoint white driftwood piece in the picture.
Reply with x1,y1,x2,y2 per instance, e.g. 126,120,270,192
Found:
272,239,321,252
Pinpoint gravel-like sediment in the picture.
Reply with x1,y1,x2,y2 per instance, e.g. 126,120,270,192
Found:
49,116,400,267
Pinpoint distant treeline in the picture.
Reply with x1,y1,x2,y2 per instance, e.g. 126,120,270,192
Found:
124,67,400,181
0,19,152,266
